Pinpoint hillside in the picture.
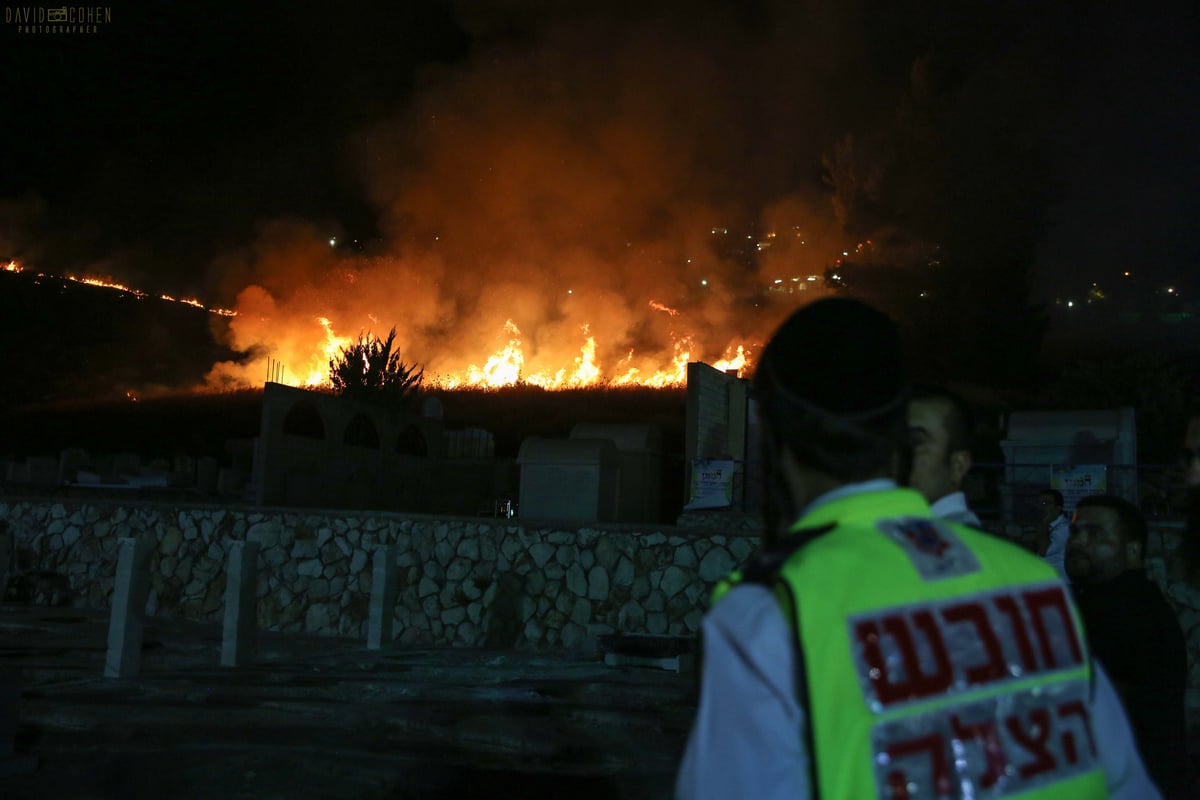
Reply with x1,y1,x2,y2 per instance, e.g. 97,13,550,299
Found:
0,268,243,410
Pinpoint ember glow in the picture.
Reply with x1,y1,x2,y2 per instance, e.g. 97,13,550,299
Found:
59,272,238,316
2,259,238,316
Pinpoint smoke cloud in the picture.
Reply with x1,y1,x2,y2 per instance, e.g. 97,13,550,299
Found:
205,2,869,388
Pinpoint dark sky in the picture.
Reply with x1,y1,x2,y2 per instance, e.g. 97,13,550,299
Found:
2,0,1197,308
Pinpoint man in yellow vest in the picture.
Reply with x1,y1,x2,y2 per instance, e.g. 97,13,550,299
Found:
676,298,1159,799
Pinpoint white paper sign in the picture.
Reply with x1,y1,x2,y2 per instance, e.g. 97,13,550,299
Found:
685,459,735,510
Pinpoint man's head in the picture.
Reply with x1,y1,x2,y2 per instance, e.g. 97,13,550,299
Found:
753,298,909,540
1183,415,1200,488
1065,494,1147,583
906,385,974,505
1036,489,1064,527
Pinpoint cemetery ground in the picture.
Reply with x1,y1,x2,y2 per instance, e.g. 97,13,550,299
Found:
0,605,693,799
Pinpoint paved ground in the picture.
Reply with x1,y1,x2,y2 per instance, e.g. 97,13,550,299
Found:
0,606,694,799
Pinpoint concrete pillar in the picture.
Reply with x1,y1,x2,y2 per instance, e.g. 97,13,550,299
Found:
366,544,397,650
220,541,260,668
104,536,156,679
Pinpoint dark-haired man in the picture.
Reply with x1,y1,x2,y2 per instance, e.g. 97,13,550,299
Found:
1068,494,1188,797
677,298,1157,799
907,385,981,527
1036,488,1070,578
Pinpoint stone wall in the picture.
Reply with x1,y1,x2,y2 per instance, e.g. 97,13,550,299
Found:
0,498,753,649
2,497,1197,736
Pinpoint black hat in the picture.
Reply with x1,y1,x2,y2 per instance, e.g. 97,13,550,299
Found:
755,297,906,418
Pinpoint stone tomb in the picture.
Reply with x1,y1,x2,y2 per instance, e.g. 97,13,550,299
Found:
517,437,621,522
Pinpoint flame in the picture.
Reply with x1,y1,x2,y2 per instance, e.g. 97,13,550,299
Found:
642,336,692,387
462,319,525,388
305,317,352,386
712,345,749,377
423,318,745,391
4,257,760,392
649,300,679,316
2,260,238,316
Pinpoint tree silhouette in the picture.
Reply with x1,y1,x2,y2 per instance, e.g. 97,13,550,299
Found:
328,327,424,411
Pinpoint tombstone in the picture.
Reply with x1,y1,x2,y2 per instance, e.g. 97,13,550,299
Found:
517,437,620,522
104,536,156,678
221,542,260,668
172,455,196,487
420,395,444,420
58,448,90,484
128,466,169,488
24,457,58,487
216,467,247,497
445,428,495,459
4,461,27,484
570,423,663,523
113,453,142,481
367,545,398,650
196,457,219,495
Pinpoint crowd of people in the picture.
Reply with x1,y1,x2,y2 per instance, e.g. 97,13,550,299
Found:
676,298,1197,799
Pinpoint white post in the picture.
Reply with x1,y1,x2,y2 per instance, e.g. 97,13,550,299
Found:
367,544,397,650
104,536,156,678
221,541,260,668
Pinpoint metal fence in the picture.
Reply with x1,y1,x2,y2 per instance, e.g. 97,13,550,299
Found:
966,462,1190,542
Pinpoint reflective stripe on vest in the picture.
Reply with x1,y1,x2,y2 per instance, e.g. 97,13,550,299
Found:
737,488,1108,800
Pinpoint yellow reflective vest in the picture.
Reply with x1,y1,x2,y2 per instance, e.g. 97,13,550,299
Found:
719,488,1107,800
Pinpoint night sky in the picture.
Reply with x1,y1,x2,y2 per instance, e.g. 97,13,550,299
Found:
2,1,1198,371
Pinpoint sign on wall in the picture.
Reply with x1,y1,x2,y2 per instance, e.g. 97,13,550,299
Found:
684,458,736,510
1051,464,1108,515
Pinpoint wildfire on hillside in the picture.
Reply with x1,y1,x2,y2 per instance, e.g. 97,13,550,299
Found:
6,256,770,389
4,259,238,317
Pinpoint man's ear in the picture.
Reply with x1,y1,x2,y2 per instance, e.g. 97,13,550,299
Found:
949,449,972,487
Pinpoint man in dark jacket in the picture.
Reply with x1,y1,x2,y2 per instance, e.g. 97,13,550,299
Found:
1067,493,1189,797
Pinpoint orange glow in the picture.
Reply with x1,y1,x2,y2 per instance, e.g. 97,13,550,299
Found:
712,345,749,376
403,318,751,390
5,262,243,316
649,300,679,316
306,317,352,386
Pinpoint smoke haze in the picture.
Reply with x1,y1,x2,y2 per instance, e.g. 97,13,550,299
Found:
204,2,875,387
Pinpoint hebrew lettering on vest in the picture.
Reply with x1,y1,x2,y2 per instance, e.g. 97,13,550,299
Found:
941,601,1007,685
856,612,955,705
1022,586,1083,668
870,681,1097,800
850,583,1085,710
949,715,1006,789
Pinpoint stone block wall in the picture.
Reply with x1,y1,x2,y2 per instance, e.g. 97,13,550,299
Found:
2,497,1196,742
0,499,753,649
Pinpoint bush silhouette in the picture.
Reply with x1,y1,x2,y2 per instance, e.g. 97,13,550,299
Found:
328,327,424,412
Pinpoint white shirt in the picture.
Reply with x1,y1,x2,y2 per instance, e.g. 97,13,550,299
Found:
929,490,982,527
677,494,1161,799
1044,512,1071,579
